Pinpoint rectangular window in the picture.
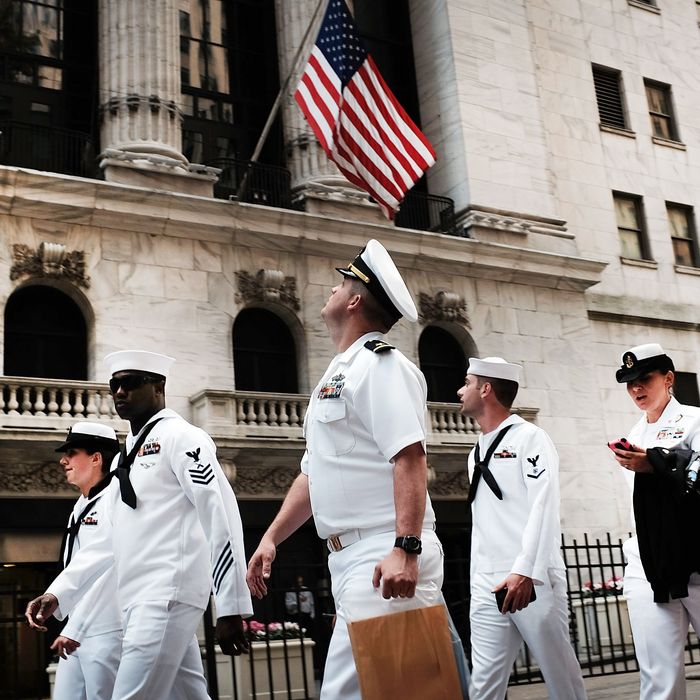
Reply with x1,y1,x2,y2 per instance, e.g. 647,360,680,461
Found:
614,193,650,260
592,65,627,130
666,203,699,267
674,372,700,407
645,80,679,141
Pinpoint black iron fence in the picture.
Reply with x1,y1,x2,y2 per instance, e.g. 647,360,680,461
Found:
395,190,461,236
6,536,700,698
509,533,700,687
0,121,97,179
207,158,293,210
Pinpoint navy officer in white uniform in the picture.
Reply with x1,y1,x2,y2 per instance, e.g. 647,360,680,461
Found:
611,343,700,700
458,357,586,700
52,422,121,700
246,239,444,700
26,350,252,699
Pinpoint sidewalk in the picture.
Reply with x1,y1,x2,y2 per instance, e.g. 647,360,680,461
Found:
506,672,700,699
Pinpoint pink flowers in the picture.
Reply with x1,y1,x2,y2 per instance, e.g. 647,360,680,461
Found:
582,575,623,597
243,620,304,641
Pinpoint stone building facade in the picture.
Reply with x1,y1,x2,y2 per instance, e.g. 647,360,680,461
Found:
1,0,700,690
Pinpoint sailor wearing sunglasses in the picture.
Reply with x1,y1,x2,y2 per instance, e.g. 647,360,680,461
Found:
26,350,252,699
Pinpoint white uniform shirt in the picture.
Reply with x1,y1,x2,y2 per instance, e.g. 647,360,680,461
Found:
468,414,564,585
49,409,253,620
60,488,121,642
623,396,700,559
301,331,435,539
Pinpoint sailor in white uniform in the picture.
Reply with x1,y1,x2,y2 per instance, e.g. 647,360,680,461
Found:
611,343,700,700
52,422,122,700
26,350,253,700
458,357,586,700
246,239,445,700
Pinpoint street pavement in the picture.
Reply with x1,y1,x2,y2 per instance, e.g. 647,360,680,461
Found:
506,671,700,699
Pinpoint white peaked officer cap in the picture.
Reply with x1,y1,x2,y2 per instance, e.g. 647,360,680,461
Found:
104,350,176,379
615,342,674,383
468,356,522,385
336,239,418,323
55,421,119,453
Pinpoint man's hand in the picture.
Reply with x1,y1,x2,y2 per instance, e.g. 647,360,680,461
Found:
246,538,276,599
216,615,249,656
613,444,652,473
51,635,81,659
493,574,534,614
372,548,419,600
25,593,59,631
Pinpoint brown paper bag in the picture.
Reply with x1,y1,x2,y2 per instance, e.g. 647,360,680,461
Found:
347,604,463,700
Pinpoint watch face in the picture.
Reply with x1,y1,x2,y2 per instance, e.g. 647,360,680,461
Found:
398,536,422,553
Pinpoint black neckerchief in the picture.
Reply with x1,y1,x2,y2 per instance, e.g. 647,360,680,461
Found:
59,471,114,571
116,417,164,509
467,424,513,504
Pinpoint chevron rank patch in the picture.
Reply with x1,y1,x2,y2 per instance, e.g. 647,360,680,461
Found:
526,454,545,479
185,447,215,486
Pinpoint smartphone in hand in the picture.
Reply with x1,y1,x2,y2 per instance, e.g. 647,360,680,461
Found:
607,438,632,452
494,586,537,613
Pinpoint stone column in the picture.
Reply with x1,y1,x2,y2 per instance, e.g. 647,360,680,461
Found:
274,0,384,223
98,0,218,196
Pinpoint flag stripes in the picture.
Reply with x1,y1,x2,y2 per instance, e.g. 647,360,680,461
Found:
294,0,435,219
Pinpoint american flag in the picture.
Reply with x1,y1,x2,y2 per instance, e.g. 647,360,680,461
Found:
294,0,436,220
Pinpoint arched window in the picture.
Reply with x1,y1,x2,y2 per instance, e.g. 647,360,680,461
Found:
418,326,467,403
4,286,87,379
233,308,298,393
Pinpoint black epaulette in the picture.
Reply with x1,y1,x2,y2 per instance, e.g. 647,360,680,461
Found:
364,339,395,353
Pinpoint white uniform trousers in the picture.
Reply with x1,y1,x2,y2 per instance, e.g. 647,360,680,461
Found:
624,552,700,700
469,568,586,700
111,600,210,700
53,630,122,700
321,529,444,700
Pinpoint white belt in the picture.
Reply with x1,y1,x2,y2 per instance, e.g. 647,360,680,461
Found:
326,526,395,553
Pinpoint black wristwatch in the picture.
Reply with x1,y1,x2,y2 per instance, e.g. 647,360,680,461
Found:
394,535,422,555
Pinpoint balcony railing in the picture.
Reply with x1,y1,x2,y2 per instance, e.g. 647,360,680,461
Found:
0,121,97,178
206,158,293,209
395,190,461,235
0,376,121,430
191,389,537,445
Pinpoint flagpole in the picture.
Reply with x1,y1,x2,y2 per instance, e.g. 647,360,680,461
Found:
235,0,327,202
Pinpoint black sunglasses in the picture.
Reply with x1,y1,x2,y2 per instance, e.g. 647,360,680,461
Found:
109,375,156,394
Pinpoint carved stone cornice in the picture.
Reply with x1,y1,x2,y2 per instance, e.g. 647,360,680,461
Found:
419,291,470,326
235,269,300,311
10,243,90,288
460,207,572,240
233,466,298,497
0,461,73,494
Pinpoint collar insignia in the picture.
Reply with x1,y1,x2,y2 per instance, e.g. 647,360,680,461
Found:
364,339,395,353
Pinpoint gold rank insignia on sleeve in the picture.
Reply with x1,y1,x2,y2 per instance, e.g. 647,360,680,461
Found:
364,340,395,353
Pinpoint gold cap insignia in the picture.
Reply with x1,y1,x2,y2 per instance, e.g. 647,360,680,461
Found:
624,353,635,368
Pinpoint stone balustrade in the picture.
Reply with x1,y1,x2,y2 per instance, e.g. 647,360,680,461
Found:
0,376,121,430
190,389,538,445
